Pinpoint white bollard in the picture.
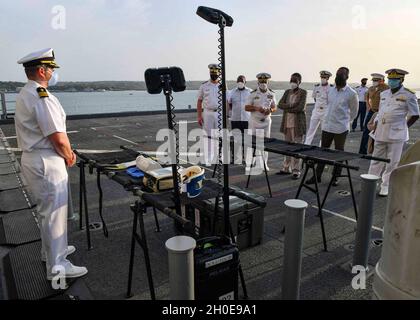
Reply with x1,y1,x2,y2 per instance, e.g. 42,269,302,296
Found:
165,236,196,300
282,199,308,300
373,161,420,299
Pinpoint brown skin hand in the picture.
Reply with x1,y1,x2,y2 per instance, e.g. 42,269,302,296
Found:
408,115,419,128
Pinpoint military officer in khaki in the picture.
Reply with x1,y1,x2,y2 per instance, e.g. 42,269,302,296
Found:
368,69,419,196
359,73,389,154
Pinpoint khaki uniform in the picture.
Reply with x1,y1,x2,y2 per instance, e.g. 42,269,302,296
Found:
367,83,390,112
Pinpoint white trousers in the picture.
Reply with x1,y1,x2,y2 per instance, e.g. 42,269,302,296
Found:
304,111,324,145
21,149,69,271
368,141,405,189
203,110,220,165
248,118,272,168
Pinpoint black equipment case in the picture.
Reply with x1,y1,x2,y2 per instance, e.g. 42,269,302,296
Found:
194,236,239,300
182,186,265,250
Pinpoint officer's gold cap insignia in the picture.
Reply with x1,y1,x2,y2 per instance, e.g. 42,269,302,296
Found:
385,69,409,79
37,87,49,98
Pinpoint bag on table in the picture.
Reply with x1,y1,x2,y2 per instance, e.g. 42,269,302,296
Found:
136,155,162,172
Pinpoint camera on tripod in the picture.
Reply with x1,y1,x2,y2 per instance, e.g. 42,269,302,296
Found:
144,67,186,94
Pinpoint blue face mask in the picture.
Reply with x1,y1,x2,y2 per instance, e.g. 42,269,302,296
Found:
388,79,401,89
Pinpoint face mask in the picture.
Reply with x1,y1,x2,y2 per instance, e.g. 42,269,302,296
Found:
321,78,328,85
290,82,298,90
237,82,245,89
372,81,379,87
210,74,219,81
258,83,268,91
388,79,401,89
48,71,59,86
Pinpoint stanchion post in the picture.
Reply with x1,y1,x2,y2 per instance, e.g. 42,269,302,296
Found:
165,236,196,300
352,174,380,269
282,199,308,300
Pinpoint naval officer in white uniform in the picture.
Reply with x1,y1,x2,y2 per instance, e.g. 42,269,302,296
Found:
197,64,223,165
368,69,419,197
304,71,333,146
15,48,88,280
245,73,277,171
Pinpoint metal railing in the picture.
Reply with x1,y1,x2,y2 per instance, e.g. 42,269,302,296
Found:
0,92,16,120
0,92,7,120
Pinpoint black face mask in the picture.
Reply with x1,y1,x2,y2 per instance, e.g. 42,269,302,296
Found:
210,74,219,81
335,75,347,87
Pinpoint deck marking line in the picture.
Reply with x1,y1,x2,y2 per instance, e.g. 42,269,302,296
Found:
313,205,383,232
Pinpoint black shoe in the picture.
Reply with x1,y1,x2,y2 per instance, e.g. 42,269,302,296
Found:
276,170,291,176
332,179,339,187
292,172,301,180
306,176,321,185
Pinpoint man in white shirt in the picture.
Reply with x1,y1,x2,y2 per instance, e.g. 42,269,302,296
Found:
352,78,369,132
228,75,251,163
15,48,87,280
306,67,359,185
368,68,419,197
304,70,333,146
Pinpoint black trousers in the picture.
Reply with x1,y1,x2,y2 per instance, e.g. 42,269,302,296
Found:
316,130,349,179
352,102,367,131
231,121,249,133
231,121,249,161
358,110,374,155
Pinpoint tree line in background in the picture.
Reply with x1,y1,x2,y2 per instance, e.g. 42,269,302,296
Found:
1,80,371,93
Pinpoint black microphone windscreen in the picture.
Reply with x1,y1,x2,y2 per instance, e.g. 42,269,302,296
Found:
196,6,233,27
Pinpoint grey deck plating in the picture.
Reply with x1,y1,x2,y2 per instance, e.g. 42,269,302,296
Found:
1,106,418,300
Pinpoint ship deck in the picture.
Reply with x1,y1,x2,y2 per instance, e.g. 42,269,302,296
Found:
1,106,418,300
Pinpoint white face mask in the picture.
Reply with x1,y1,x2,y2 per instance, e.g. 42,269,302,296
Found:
321,78,328,85
48,71,59,86
290,82,298,90
258,83,268,91
237,82,245,89
372,81,379,87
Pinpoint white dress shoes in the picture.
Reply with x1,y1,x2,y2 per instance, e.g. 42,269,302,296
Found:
41,245,76,262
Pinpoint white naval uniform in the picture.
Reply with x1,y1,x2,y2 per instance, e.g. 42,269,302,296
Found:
246,88,277,168
197,80,220,164
368,86,420,189
304,83,333,145
14,80,69,273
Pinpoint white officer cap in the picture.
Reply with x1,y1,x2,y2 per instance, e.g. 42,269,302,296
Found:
17,48,60,68
320,70,332,77
371,73,385,80
385,69,409,79
256,72,271,80
208,64,221,73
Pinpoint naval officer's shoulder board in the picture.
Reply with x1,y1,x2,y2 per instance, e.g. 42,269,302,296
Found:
37,87,49,99
404,87,416,95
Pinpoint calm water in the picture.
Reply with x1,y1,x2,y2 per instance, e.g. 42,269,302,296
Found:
4,89,420,116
